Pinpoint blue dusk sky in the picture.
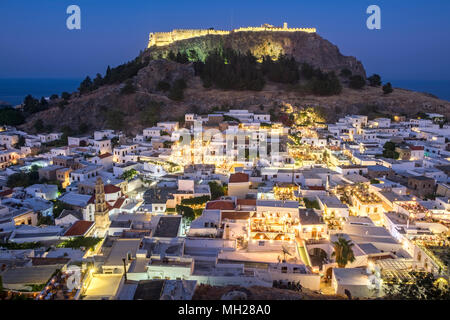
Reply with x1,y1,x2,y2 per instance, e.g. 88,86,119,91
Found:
0,0,449,81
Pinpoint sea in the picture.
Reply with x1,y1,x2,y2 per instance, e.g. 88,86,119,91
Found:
0,78,449,107
0,78,82,107
388,80,450,102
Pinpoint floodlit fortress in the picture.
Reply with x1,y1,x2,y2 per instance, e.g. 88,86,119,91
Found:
148,22,317,48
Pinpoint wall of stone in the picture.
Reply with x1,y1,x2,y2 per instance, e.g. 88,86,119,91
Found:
148,25,316,48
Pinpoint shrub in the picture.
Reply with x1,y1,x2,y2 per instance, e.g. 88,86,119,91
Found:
383,82,394,94
349,75,366,89
340,68,352,78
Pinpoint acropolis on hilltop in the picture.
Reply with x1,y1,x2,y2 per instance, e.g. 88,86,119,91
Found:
147,22,317,48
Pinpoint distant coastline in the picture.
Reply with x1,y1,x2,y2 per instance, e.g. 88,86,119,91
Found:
0,78,448,107
0,78,82,107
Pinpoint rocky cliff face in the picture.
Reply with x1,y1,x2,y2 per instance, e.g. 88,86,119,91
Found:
143,31,366,78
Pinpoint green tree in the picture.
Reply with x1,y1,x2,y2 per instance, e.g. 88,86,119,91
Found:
383,82,394,94
300,63,315,79
61,92,71,100
332,237,356,268
303,198,320,209
78,76,93,94
52,200,73,218
309,71,342,96
7,171,39,188
23,94,42,114
0,108,25,126
208,181,225,200
92,73,103,89
176,205,195,222
261,54,299,84
120,169,138,181
383,272,450,300
181,195,211,206
383,141,399,159
195,48,265,91
368,74,382,86
14,135,26,149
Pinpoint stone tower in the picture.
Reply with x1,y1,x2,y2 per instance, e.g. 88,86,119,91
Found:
94,177,110,236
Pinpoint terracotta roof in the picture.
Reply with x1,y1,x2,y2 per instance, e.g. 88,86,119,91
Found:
307,186,326,191
88,195,95,204
237,199,257,206
410,146,424,151
63,220,95,237
206,200,235,211
104,184,121,194
221,211,250,220
113,197,126,209
229,173,249,183
0,189,13,197
98,152,113,159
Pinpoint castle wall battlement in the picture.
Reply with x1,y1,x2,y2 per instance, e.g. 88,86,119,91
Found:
147,23,316,48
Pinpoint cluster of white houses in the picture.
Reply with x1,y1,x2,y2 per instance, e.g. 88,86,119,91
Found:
0,109,449,299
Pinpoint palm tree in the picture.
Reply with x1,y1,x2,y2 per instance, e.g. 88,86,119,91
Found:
332,237,356,268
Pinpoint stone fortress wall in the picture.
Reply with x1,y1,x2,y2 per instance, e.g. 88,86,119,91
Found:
148,23,316,48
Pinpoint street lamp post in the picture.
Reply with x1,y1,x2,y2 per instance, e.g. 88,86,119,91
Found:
122,258,127,281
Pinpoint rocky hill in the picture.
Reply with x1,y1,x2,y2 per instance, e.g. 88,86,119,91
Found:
18,32,450,135
143,31,366,78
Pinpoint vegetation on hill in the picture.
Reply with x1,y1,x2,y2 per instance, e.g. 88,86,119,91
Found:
78,56,151,95
383,82,394,94
261,54,299,84
168,78,187,101
299,63,342,96
0,107,25,126
349,75,366,90
194,48,265,91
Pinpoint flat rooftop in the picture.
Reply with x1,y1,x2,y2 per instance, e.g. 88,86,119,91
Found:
84,274,123,300
152,216,181,238
104,239,141,266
